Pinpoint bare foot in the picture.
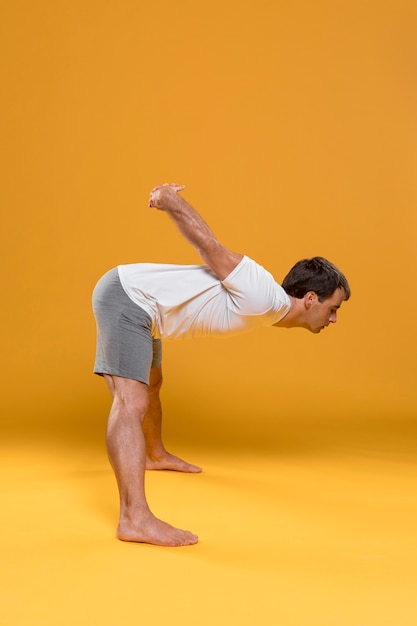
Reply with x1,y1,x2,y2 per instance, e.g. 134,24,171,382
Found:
117,512,198,547
146,450,202,473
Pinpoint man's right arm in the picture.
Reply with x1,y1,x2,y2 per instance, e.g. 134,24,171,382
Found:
148,183,243,281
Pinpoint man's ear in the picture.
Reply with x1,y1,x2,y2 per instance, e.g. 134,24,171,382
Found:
304,291,317,309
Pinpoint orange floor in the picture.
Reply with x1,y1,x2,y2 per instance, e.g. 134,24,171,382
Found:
2,417,417,626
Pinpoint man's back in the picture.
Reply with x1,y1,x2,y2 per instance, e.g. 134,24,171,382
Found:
117,255,291,340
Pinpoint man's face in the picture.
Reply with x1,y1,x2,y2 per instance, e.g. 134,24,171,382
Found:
305,287,346,334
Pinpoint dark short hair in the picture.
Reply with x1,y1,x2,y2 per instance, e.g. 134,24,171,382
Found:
281,257,351,301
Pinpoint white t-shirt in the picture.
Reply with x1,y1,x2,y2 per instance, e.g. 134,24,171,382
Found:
117,255,291,340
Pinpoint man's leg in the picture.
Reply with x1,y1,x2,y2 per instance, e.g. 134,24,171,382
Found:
143,365,202,472
105,367,202,473
104,374,198,546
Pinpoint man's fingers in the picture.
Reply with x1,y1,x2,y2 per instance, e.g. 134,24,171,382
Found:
148,183,185,207
168,183,185,190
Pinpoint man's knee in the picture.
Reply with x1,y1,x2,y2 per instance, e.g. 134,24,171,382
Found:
112,377,150,417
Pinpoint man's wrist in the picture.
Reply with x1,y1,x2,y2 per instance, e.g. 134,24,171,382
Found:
164,191,185,214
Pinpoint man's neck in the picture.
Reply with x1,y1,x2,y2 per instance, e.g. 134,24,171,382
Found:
273,297,307,329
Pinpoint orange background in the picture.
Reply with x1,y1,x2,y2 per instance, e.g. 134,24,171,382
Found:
1,1,417,624
2,1,416,436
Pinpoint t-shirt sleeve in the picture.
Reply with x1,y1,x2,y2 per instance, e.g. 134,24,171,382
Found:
221,256,290,316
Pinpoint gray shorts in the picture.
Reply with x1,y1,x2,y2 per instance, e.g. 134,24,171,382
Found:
92,268,162,384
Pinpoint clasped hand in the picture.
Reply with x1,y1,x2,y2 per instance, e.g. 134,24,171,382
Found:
148,183,185,210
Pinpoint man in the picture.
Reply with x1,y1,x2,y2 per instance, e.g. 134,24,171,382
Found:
92,183,350,547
